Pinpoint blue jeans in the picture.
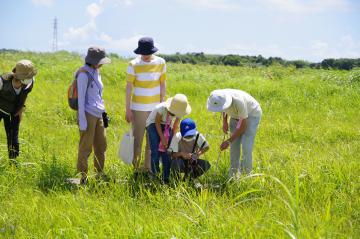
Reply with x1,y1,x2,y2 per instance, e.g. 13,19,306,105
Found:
147,123,171,183
229,115,261,176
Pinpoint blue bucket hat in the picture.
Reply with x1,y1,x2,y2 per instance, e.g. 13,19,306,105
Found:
134,37,158,55
180,118,197,137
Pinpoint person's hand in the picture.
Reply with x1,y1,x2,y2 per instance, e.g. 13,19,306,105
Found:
15,109,24,122
161,136,168,149
125,109,133,123
182,152,192,160
220,140,230,151
222,121,229,134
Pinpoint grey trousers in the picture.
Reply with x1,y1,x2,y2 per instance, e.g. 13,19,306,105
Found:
229,116,261,177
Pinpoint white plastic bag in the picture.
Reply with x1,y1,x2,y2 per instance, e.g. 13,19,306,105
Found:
118,130,134,165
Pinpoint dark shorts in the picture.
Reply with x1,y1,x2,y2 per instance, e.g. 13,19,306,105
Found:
171,158,211,179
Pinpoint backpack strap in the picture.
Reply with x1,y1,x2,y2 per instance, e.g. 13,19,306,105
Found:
191,133,200,153
77,69,94,90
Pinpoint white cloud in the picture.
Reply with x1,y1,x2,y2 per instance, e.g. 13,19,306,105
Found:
64,20,97,42
100,34,144,51
176,0,353,12
63,1,104,44
261,0,352,13
311,36,360,60
32,0,54,7
177,0,240,10
87,2,103,18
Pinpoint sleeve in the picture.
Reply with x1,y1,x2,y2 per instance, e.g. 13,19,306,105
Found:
169,133,181,152
77,72,89,131
126,64,136,83
159,63,167,83
197,133,209,149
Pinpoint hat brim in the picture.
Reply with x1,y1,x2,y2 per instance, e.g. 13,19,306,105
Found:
165,98,191,118
182,128,197,137
13,69,37,80
85,56,111,65
134,47,158,55
98,57,111,65
206,94,232,112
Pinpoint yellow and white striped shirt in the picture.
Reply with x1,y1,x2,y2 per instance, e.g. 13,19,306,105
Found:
127,55,166,111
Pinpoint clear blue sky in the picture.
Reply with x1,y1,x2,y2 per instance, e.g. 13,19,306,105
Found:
1,0,360,62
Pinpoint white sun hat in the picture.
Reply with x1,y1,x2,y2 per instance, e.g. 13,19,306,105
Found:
207,89,232,112
165,94,191,117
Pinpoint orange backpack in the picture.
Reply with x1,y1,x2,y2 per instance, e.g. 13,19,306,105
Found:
67,68,93,110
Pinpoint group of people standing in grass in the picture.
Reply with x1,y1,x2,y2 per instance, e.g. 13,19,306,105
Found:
0,37,262,185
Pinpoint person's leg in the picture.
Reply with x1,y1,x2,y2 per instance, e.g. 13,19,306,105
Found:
77,113,97,181
147,123,160,175
3,115,19,159
229,118,242,178
161,152,171,183
93,117,107,175
170,158,185,181
10,115,20,158
192,159,211,179
240,116,261,174
132,111,150,170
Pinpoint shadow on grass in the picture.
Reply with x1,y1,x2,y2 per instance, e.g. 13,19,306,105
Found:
37,155,75,193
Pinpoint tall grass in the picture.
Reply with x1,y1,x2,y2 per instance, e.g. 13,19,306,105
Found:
0,51,359,238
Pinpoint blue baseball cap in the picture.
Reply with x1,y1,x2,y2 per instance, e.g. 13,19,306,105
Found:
180,118,197,137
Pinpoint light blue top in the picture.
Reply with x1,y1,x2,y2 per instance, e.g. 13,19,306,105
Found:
77,64,105,131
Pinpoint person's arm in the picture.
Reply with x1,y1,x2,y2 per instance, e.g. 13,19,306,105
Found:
220,118,247,150
195,134,210,157
125,82,133,123
197,145,209,157
125,63,135,123
222,112,228,134
77,72,88,131
159,62,166,102
172,151,192,160
14,80,34,120
160,81,166,102
172,117,180,134
155,112,167,148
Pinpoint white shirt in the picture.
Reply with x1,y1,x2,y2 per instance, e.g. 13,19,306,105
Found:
145,102,178,127
169,132,209,153
222,89,262,119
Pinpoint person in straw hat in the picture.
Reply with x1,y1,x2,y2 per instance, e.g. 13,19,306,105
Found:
0,60,37,161
207,89,262,178
125,37,167,173
76,46,111,184
146,94,191,184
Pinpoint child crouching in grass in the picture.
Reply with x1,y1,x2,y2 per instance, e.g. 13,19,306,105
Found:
169,118,211,182
146,94,191,184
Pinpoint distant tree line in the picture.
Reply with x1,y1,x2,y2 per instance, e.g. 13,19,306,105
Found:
1,49,359,70
157,52,360,70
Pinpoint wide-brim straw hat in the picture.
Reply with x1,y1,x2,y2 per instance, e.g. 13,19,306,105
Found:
12,60,37,80
85,46,111,65
165,94,191,118
207,90,232,112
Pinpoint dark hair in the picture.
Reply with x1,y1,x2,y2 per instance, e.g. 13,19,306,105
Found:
85,63,92,67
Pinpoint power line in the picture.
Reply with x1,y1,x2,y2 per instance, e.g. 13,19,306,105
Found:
52,17,58,52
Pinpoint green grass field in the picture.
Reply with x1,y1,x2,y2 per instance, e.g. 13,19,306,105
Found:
0,51,359,238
